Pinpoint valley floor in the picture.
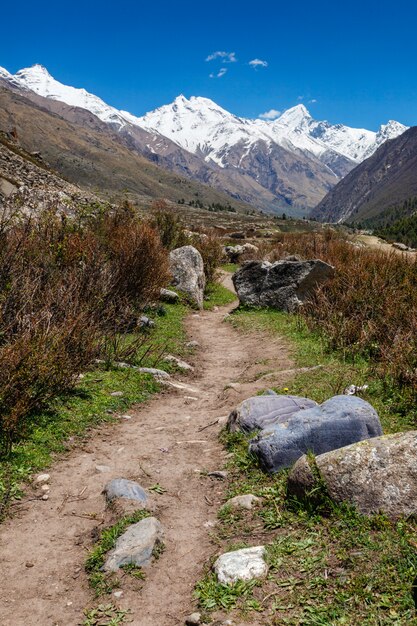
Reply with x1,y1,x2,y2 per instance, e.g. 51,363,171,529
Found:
0,277,293,626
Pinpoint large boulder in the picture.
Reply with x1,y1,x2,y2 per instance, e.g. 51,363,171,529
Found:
169,245,205,309
227,394,317,433
249,395,382,473
287,431,417,519
232,258,334,311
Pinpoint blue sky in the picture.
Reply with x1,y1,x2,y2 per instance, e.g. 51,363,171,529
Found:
1,0,416,129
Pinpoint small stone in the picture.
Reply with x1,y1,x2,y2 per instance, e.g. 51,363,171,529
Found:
137,367,171,379
95,465,111,473
41,484,50,492
41,494,49,501
121,414,133,420
224,382,240,391
164,355,193,372
160,288,179,303
217,415,228,427
110,391,124,397
113,590,124,599
185,613,201,626
104,478,148,504
208,471,228,480
225,494,263,510
186,340,200,349
35,473,50,484
214,546,268,584
25,562,34,568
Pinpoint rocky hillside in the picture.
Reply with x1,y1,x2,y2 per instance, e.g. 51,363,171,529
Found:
0,65,408,215
312,126,417,223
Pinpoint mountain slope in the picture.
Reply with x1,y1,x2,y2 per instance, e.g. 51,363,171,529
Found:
0,64,408,214
311,127,417,223
0,86,254,213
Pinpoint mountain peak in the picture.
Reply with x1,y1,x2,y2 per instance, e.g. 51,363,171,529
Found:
275,104,312,128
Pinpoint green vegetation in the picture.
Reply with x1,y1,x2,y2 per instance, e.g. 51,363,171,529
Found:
82,604,130,626
203,282,236,310
85,509,150,596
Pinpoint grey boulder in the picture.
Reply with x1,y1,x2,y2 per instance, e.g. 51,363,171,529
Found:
103,517,163,572
232,258,334,311
287,431,417,519
214,546,268,584
103,479,148,504
249,395,382,473
169,245,205,309
227,394,317,433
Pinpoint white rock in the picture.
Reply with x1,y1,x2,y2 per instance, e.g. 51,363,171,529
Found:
214,546,268,584
35,473,50,484
164,355,194,372
225,494,263,510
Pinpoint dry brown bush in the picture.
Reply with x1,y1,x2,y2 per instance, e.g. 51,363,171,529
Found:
269,231,417,396
0,204,170,455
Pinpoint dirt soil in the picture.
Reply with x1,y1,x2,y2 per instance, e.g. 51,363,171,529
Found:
0,279,293,626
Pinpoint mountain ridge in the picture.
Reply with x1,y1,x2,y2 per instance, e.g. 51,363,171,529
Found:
0,64,409,214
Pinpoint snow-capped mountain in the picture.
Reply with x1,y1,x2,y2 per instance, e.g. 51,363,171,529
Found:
0,64,409,214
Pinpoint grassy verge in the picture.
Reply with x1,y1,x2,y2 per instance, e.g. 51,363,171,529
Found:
0,301,189,517
194,307,417,624
203,281,236,310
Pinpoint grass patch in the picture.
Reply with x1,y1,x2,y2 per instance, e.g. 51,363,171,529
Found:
203,282,236,310
221,263,239,273
0,301,188,518
85,509,150,596
208,429,417,624
82,603,130,626
228,308,416,433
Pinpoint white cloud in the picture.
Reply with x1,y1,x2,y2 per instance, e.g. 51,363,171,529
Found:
309,98,318,103
259,108,281,120
297,95,304,101
206,51,237,63
209,67,228,79
249,58,268,69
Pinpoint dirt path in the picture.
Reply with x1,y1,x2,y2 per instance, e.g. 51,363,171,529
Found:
0,282,293,626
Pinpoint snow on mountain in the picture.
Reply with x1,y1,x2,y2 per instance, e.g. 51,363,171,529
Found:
0,64,141,129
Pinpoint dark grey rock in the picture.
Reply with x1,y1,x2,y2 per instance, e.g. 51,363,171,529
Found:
227,394,317,433
232,259,335,311
104,479,148,504
103,517,163,572
287,431,417,519
139,315,155,329
249,395,383,473
169,246,205,309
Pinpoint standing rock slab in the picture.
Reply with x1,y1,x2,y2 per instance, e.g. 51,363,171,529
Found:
103,479,148,504
214,546,268,584
103,517,163,572
169,245,205,309
249,395,382,473
232,258,334,311
288,431,417,519
227,394,317,433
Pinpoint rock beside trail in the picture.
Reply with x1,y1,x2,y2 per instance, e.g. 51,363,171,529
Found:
169,245,205,309
103,517,163,572
103,479,148,504
288,431,417,519
214,546,268,584
160,288,179,303
228,394,317,433
225,494,263,510
137,367,170,379
232,258,334,311
224,243,259,263
249,395,382,473
163,354,193,372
